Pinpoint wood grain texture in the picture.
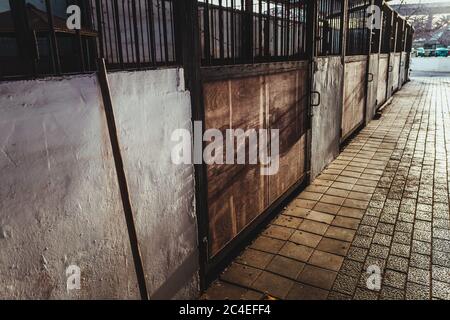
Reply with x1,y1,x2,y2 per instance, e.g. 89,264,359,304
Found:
204,67,308,257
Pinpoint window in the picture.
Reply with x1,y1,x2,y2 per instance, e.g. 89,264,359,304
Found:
0,0,177,79
89,0,177,69
379,4,391,53
346,0,370,56
395,17,405,52
317,0,343,56
198,0,308,66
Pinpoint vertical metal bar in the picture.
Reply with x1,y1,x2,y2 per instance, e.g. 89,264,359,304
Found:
204,0,211,65
95,0,105,59
9,0,37,77
137,0,146,64
274,1,278,56
219,0,225,60
104,0,114,64
257,0,261,58
161,0,169,63
113,0,124,68
305,0,317,183
45,0,61,74
148,0,157,66
173,0,209,291
77,30,86,72
125,0,132,64
132,0,141,68
226,0,230,60
264,0,269,57
230,0,235,63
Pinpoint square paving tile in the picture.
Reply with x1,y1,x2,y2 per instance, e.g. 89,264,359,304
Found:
317,237,351,256
297,265,337,290
236,248,274,269
221,263,262,287
263,225,294,241
325,226,356,242
308,250,344,272
279,241,314,262
251,271,295,299
266,255,305,280
289,230,322,248
251,236,285,254
286,283,329,300
298,220,329,235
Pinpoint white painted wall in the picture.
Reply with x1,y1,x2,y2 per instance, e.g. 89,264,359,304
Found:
0,68,199,299
108,69,199,300
0,75,139,299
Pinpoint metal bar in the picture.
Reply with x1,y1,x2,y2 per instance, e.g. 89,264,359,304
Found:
172,0,209,291
264,0,270,57
148,0,157,66
77,30,86,72
45,0,61,74
161,0,169,63
258,0,262,57
95,0,105,59
218,0,225,60
230,0,235,63
113,0,124,68
8,0,37,77
132,0,141,67
204,0,211,64
274,1,278,56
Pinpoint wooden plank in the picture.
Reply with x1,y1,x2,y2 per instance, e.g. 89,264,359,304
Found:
201,61,309,82
204,77,266,257
204,67,309,257
267,69,308,203
342,60,367,139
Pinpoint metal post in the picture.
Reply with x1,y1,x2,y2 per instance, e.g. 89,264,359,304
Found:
173,0,210,291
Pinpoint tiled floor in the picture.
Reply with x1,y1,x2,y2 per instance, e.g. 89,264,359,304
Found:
203,77,450,300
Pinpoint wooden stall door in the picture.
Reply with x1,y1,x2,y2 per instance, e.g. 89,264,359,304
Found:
342,57,367,141
377,54,389,107
392,53,401,92
310,57,343,180
203,66,309,258
268,69,309,204
203,77,267,257
366,54,380,124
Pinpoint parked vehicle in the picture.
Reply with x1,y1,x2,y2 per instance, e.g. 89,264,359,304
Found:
417,47,425,57
436,45,449,57
424,43,436,57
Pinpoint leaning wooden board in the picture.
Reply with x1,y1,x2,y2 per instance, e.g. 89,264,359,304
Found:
342,56,367,140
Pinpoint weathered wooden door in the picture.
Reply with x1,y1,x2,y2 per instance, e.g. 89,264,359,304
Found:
310,57,343,180
202,62,310,261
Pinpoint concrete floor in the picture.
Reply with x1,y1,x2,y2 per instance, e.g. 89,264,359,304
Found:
203,76,450,300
